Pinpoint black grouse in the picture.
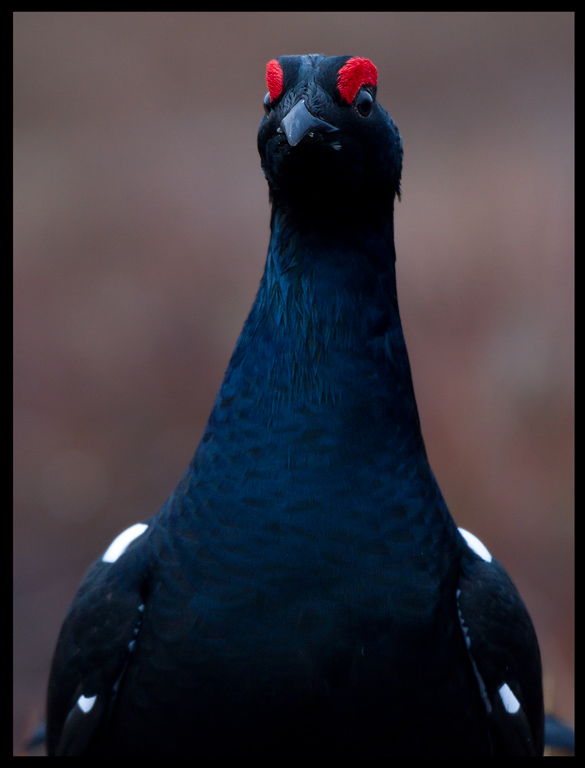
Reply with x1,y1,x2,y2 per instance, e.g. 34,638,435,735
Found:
46,54,545,756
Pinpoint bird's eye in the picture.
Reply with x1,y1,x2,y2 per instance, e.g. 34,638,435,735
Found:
263,92,272,115
355,89,374,117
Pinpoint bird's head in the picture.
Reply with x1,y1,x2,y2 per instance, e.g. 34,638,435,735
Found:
258,55,403,225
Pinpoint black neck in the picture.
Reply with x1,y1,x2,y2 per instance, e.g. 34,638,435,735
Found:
216,203,422,447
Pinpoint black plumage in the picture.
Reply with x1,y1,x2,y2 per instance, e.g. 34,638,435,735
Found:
46,54,544,756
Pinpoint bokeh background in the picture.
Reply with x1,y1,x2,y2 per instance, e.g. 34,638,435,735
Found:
14,12,573,753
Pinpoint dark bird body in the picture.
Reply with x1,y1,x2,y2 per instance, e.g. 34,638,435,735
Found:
47,55,544,756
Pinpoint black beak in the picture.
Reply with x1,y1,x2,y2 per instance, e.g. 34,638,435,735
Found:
278,99,339,147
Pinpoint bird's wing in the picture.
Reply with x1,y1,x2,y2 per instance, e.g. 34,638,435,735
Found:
46,523,150,756
456,528,545,756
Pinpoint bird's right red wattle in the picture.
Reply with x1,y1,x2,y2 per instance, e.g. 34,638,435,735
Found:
266,59,284,102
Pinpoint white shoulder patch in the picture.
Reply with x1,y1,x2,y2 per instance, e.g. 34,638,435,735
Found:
458,528,493,563
498,682,521,714
102,523,148,564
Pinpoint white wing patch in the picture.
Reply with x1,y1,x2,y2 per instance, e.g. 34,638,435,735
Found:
102,523,148,563
498,682,521,714
77,694,97,714
458,528,493,563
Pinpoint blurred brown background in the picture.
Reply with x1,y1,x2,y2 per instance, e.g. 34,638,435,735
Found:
13,12,573,753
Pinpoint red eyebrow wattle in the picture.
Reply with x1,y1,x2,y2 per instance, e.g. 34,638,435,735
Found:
266,59,284,101
337,57,378,104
